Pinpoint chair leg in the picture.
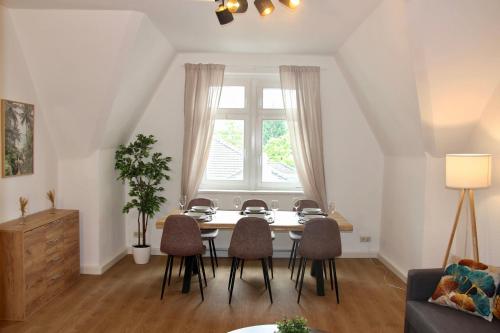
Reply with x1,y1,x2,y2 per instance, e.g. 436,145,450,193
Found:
291,243,298,279
208,239,216,278
198,255,207,287
295,255,303,289
261,258,273,304
268,257,274,279
240,259,245,279
332,258,340,304
323,260,328,281
229,258,238,304
260,258,268,290
160,255,171,300
167,255,174,286
329,259,334,290
211,239,218,267
195,256,204,302
178,256,184,277
297,258,307,304
288,241,296,268
228,257,236,290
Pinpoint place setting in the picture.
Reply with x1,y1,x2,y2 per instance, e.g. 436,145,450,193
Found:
181,196,219,222
297,201,335,224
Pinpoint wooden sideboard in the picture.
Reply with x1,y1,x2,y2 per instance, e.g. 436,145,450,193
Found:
0,209,80,321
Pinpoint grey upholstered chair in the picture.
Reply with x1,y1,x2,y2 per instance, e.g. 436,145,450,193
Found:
160,215,207,301
289,199,320,277
228,217,274,304
240,199,274,278
295,218,341,304
178,198,218,278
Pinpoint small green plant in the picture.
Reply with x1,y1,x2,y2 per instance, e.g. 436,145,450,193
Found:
276,317,310,333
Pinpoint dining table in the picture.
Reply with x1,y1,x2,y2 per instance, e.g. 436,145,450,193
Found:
155,209,353,296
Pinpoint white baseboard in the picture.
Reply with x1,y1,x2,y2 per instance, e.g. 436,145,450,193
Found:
80,248,128,275
377,253,407,283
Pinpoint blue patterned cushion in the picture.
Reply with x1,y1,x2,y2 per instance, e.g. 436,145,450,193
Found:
429,258,500,321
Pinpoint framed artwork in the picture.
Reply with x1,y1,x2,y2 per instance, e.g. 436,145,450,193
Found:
1,99,34,177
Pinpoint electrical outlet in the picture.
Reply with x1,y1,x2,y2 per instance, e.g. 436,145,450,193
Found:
360,236,371,243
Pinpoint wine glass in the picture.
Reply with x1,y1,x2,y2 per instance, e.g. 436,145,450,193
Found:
212,199,219,212
233,196,242,211
328,201,336,216
292,197,300,212
271,200,279,219
179,195,187,212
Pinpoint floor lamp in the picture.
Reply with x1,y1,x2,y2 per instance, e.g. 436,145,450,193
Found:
443,154,492,268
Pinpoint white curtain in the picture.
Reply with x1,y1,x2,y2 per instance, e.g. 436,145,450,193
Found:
181,63,225,202
280,65,328,210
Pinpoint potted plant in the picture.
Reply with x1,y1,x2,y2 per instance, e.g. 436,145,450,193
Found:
276,317,310,333
115,134,171,264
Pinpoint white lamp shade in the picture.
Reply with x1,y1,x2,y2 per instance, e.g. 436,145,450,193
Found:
445,154,492,189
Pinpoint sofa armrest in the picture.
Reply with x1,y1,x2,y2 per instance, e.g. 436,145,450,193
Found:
406,268,443,302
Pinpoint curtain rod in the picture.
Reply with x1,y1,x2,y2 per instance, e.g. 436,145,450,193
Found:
181,64,326,72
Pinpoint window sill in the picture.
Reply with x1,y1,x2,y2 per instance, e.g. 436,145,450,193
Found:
198,189,304,195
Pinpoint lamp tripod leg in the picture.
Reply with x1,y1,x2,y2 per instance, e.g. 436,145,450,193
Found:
443,189,466,268
469,189,480,262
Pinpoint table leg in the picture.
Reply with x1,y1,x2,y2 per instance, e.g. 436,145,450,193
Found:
181,256,200,293
311,259,325,296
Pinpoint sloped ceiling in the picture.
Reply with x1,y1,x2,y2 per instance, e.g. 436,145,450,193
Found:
9,9,174,158
336,0,424,156
0,0,382,54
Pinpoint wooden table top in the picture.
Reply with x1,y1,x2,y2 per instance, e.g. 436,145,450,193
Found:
155,209,353,232
228,324,326,333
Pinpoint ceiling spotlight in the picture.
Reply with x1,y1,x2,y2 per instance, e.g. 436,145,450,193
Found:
215,2,234,25
235,0,248,13
227,0,240,13
279,0,300,9
254,0,275,16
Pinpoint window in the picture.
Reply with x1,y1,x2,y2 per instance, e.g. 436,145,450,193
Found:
201,76,301,191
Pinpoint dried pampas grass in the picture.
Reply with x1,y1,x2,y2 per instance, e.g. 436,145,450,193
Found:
19,197,28,217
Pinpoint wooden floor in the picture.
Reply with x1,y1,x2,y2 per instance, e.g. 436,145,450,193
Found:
0,256,406,333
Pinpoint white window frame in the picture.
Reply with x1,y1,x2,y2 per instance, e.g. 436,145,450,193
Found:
200,74,302,192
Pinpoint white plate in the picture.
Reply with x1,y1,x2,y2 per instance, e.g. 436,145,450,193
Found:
191,206,211,212
246,213,267,218
302,208,322,214
246,206,266,212
303,214,326,221
185,211,205,218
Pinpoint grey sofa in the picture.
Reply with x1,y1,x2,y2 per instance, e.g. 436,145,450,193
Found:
405,268,500,333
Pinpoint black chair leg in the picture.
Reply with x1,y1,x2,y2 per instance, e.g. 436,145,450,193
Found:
260,258,268,290
323,260,328,280
332,258,340,304
261,258,273,304
297,257,307,304
211,239,218,267
240,259,245,279
228,257,236,290
268,257,274,279
208,239,216,278
198,255,207,287
295,255,303,289
195,256,204,302
160,255,171,300
288,241,296,268
178,256,184,277
229,258,238,304
291,243,298,279
167,255,174,286
329,259,334,290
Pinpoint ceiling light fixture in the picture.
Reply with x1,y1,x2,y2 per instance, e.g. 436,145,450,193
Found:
214,0,298,25
254,0,275,16
279,0,300,9
215,0,234,25
227,0,240,13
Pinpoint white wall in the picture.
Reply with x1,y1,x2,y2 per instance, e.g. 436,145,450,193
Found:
0,5,58,222
129,52,384,257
